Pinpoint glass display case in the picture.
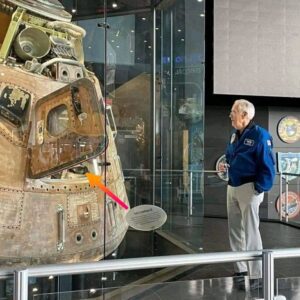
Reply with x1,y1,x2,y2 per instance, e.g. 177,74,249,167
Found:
0,0,205,297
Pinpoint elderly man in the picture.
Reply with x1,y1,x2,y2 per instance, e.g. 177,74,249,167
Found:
225,99,275,289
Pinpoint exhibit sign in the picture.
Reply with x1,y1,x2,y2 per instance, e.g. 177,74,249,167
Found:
277,152,300,182
276,192,300,219
126,205,167,231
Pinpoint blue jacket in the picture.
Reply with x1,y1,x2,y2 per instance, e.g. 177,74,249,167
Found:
226,122,275,193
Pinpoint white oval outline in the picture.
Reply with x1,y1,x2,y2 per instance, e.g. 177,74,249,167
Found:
126,205,167,231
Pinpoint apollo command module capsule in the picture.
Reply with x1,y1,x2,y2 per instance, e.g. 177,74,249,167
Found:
0,0,129,266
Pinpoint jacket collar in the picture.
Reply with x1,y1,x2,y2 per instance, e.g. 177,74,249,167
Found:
236,120,255,139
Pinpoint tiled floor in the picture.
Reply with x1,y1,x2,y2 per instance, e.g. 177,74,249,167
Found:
186,217,300,279
119,218,300,300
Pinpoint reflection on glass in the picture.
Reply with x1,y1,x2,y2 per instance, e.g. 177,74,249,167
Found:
71,0,205,257
155,0,205,249
47,104,69,136
31,277,262,299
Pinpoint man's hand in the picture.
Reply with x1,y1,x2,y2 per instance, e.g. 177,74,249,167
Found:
218,163,229,172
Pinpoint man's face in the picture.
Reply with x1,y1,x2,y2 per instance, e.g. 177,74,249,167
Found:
229,104,246,130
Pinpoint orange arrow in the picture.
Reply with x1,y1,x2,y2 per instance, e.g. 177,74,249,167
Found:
86,173,129,210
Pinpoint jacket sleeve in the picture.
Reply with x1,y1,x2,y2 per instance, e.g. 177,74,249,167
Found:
254,135,276,193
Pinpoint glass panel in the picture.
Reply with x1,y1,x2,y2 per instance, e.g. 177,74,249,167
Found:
32,277,262,299
77,8,153,259
77,10,153,175
56,0,206,265
276,277,300,299
0,275,13,300
155,0,205,250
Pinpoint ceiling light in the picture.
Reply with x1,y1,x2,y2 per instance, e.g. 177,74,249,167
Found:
32,288,38,293
156,27,159,30
116,45,120,48
148,46,152,49
200,13,205,17
71,8,76,13
131,30,135,33
177,29,182,32
142,17,146,21
144,40,147,43
197,0,203,2
130,50,134,53
49,275,54,280
112,3,117,8
181,38,184,42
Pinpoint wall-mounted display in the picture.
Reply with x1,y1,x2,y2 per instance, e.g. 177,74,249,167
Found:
215,154,228,181
277,152,300,181
276,192,300,219
277,116,300,144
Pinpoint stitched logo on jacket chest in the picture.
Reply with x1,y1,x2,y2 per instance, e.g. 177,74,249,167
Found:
244,138,254,146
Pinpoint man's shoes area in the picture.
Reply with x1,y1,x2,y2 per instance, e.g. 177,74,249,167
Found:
233,272,248,290
249,278,263,290
233,271,248,284
233,271,248,277
233,273,263,291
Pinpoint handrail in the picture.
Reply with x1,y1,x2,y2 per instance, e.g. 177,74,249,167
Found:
20,250,262,277
123,168,300,175
14,247,300,300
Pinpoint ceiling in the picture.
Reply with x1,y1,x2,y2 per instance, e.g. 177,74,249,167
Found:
60,0,160,18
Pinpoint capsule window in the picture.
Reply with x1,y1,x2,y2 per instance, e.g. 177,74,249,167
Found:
47,104,69,136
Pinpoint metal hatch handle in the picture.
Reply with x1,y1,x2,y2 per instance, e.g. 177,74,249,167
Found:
56,204,65,252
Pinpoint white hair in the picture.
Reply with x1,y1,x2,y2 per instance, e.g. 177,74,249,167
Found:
234,99,255,120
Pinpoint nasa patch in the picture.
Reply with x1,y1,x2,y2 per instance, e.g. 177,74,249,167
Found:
244,138,254,146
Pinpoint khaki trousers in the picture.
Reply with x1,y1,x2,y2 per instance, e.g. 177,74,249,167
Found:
227,182,264,278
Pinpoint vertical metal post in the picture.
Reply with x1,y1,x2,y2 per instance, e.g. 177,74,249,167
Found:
279,173,282,221
134,176,137,207
263,250,274,300
189,171,193,216
152,7,157,206
169,10,174,212
285,180,289,223
14,270,28,300
56,205,65,252
170,9,173,170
